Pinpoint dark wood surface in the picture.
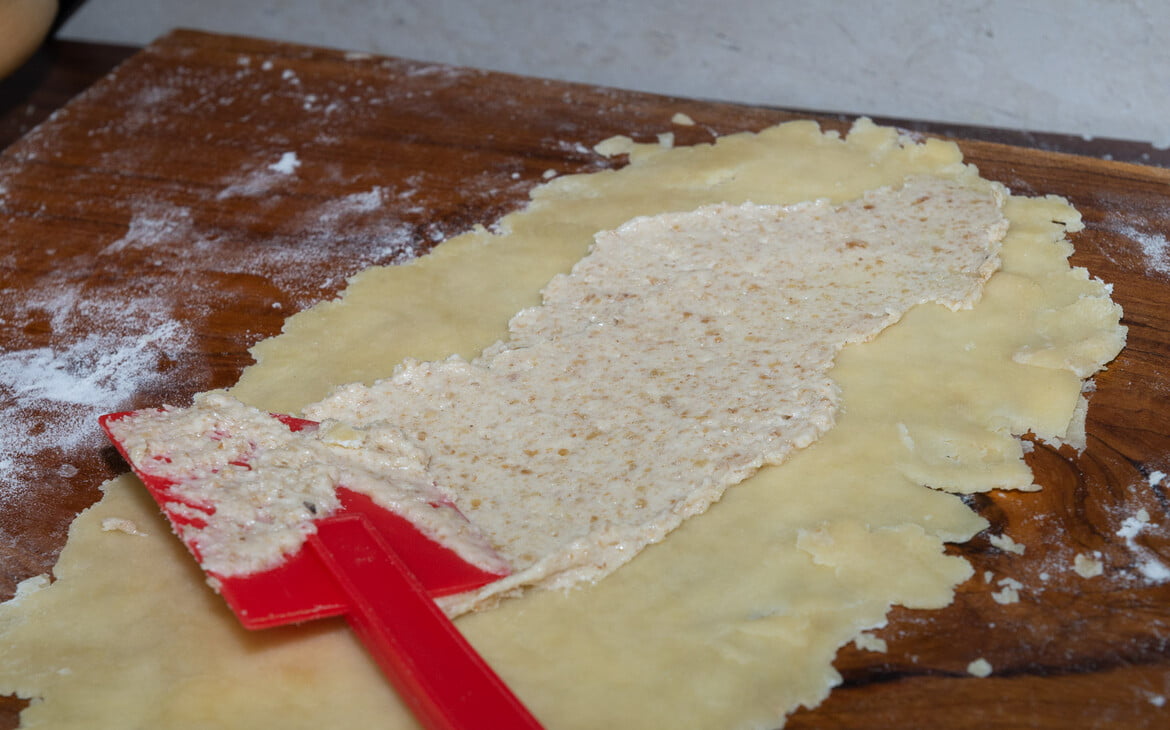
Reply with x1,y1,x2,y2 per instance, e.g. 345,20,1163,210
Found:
1,29,1168,729
0,40,138,151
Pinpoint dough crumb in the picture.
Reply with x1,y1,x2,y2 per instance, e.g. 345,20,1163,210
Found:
593,135,635,157
991,577,1023,604
541,169,557,180
967,658,993,677
671,112,695,126
1073,552,1104,578
100,518,148,537
988,533,1026,555
657,132,675,149
853,632,888,653
1149,470,1166,488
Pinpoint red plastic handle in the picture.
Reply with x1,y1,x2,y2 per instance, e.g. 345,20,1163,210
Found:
308,515,543,730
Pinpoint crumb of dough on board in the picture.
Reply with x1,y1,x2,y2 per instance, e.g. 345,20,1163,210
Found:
989,532,1026,555
967,658,994,678
1073,552,1105,578
991,577,1024,605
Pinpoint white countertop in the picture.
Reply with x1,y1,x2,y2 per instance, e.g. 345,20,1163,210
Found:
58,0,1170,148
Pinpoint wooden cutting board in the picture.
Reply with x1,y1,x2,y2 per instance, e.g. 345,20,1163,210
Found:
1,29,1168,729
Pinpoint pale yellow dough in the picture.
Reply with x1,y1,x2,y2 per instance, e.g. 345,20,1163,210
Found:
0,119,1125,729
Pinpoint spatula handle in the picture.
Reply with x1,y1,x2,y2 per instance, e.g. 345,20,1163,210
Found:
309,515,543,730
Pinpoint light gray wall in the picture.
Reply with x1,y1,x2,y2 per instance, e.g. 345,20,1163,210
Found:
59,0,1170,146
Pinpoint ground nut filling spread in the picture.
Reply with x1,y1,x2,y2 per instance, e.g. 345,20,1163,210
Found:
105,395,509,577
110,175,1008,612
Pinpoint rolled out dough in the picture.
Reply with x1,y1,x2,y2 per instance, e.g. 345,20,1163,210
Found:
0,119,1125,729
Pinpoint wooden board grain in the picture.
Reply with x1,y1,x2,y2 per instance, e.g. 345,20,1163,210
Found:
1,29,1168,729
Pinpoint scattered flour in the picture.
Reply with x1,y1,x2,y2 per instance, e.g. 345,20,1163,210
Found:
1111,221,1170,277
967,658,993,677
111,190,418,304
1137,559,1170,582
219,155,302,199
101,205,198,256
0,285,191,502
556,139,599,159
268,151,301,175
1117,509,1170,582
0,323,184,409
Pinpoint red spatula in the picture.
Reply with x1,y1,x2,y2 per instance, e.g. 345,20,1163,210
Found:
99,409,543,730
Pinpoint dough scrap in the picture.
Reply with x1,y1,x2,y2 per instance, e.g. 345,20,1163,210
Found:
0,119,1125,729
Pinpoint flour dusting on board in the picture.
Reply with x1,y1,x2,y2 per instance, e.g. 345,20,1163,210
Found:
1099,207,1170,278
268,152,301,175
1115,222,1170,277
1117,509,1170,582
0,289,191,500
